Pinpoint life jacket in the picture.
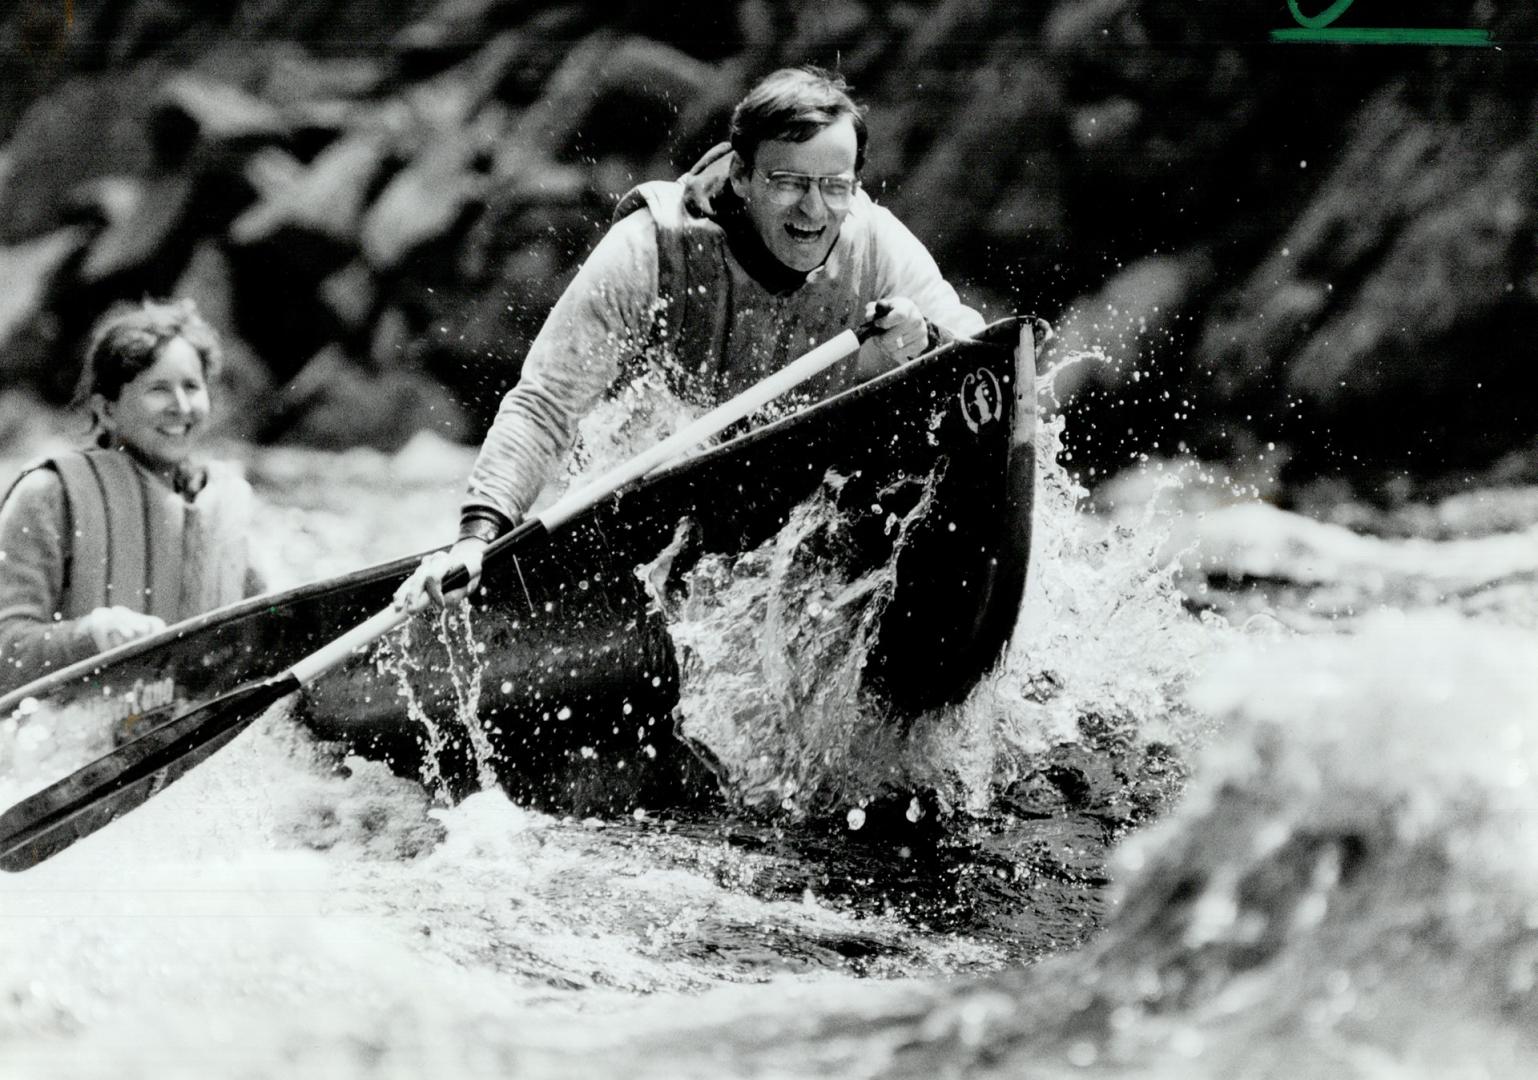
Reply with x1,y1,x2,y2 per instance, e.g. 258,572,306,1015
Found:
41,449,254,622
611,171,885,403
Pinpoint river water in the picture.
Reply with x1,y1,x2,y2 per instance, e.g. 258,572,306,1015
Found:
1,392,1535,1078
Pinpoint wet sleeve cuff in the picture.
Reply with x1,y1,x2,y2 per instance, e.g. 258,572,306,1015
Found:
458,508,515,544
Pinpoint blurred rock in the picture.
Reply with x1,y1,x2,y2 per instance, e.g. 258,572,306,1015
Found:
253,44,389,108
369,306,415,369
891,57,1064,276
361,117,494,271
150,74,288,154
398,259,561,430
783,2,884,79
172,241,240,349
401,31,525,136
0,227,88,372
320,261,379,335
620,0,752,63
264,345,473,452
62,175,138,230
0,0,1532,490
218,0,439,53
76,172,197,283
734,0,779,55
223,230,356,384
499,34,718,167
0,70,164,242
415,204,587,427
394,0,529,62
231,131,392,259
173,241,274,443
1196,87,1538,479
207,336,275,444
0,227,84,407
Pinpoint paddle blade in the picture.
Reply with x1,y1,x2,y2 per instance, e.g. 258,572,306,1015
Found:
0,674,298,872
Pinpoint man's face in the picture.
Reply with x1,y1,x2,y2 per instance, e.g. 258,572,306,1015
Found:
730,116,858,273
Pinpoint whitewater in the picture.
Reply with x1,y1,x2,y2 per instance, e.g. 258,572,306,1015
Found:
1,387,1535,1078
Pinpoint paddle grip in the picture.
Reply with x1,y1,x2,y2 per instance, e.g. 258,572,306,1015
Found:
442,565,471,594
855,299,892,343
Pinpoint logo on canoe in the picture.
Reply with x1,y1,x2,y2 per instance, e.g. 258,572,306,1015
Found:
959,368,1003,433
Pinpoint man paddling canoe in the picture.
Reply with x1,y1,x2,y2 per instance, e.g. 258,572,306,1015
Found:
396,65,985,611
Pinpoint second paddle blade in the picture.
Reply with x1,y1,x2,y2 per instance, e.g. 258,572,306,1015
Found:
0,675,296,872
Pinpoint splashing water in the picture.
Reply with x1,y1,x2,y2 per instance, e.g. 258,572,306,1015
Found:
635,368,1229,822
570,366,707,482
865,612,1538,1080
655,472,924,814
15,331,1537,1076
374,605,492,797
950,412,1232,777
0,697,116,807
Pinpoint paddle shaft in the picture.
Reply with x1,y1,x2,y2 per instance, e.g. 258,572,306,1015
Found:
287,604,411,684
538,325,870,530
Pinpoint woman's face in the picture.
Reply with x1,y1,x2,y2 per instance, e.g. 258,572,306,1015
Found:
96,336,210,469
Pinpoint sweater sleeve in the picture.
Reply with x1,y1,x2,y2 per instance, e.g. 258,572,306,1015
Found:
868,204,986,339
0,470,97,692
462,209,662,525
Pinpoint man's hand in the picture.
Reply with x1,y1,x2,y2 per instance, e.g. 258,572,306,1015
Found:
392,537,487,613
76,606,167,652
865,297,928,366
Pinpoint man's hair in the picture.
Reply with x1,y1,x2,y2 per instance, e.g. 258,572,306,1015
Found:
76,297,223,407
729,66,867,173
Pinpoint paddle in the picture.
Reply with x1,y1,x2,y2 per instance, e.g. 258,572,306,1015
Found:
0,318,883,871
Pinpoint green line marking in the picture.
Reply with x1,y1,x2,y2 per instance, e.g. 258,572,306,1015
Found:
1271,27,1493,46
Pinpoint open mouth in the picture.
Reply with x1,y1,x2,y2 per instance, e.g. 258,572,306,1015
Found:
784,222,826,243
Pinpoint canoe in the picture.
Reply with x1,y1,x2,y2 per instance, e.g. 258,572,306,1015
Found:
1,318,1037,813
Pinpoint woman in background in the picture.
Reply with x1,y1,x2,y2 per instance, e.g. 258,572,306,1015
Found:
0,298,264,695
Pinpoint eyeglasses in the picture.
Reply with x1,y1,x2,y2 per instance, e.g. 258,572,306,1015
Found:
754,169,859,208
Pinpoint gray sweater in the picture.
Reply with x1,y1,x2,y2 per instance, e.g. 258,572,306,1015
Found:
461,188,984,531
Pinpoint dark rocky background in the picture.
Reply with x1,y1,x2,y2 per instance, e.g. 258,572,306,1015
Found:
0,0,1533,502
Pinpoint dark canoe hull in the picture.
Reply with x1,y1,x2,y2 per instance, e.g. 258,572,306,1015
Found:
1,319,1036,813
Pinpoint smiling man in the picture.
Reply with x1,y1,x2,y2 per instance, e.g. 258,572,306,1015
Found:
397,66,984,608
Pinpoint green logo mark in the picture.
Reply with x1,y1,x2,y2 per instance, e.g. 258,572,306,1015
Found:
1272,1,1492,46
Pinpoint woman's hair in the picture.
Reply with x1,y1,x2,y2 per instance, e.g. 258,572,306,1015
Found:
76,298,222,402
729,66,868,173
74,298,223,446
